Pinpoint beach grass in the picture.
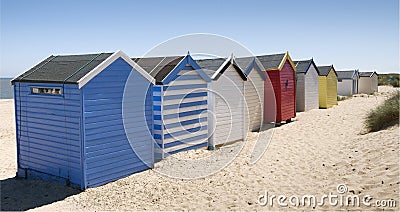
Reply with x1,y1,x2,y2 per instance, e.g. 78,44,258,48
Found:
378,73,400,87
365,91,399,132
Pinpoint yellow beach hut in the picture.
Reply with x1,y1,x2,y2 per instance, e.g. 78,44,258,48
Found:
317,65,338,108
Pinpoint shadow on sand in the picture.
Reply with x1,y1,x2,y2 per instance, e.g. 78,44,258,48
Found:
1,177,80,211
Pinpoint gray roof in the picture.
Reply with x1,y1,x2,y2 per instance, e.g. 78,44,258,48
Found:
359,71,376,77
317,65,333,76
196,58,247,80
336,70,356,79
293,59,312,73
195,58,227,78
256,53,286,70
12,53,113,84
235,57,254,71
132,56,184,83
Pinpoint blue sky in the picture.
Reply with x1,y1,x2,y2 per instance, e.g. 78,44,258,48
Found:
0,0,398,77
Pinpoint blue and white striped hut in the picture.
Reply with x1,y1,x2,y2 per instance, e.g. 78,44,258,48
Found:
133,54,211,161
12,51,155,189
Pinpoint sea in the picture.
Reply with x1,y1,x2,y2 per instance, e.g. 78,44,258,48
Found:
0,78,14,99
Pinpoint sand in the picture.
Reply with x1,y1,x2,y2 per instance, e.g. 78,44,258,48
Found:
1,86,399,211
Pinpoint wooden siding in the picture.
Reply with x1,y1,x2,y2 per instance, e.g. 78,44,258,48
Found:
326,70,338,107
264,70,280,123
157,65,208,158
359,75,378,94
153,85,163,161
318,76,328,108
358,77,371,94
296,73,305,112
319,69,337,109
267,60,296,122
337,79,353,96
304,65,319,111
244,68,264,131
15,82,82,188
371,74,378,93
353,75,359,94
82,58,153,188
210,65,245,147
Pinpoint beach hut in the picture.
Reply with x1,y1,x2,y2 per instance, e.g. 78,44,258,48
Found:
294,59,320,112
257,52,296,124
358,71,378,94
133,54,211,160
12,51,155,189
236,57,266,132
336,70,359,96
317,65,338,108
196,56,247,149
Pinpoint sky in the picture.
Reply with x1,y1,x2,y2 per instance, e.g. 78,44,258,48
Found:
0,0,399,77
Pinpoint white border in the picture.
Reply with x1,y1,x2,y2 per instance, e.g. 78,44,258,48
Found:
77,50,156,88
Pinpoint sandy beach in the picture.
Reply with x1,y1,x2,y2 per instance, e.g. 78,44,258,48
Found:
1,86,399,211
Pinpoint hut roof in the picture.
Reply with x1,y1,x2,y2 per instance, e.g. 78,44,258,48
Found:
235,57,254,71
132,56,184,83
293,59,319,74
317,65,335,76
256,53,286,70
336,70,357,79
196,57,247,81
359,71,377,77
196,58,226,78
12,53,113,84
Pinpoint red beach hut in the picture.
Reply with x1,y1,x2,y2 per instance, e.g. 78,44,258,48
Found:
257,52,296,124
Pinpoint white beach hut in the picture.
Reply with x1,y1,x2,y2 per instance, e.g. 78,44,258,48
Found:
337,70,359,96
358,71,378,94
236,57,266,132
196,56,247,149
294,59,320,112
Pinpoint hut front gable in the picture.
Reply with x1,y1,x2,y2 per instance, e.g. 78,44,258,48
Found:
337,70,357,95
358,72,378,94
81,58,154,188
210,63,245,146
78,51,155,88
162,55,211,85
244,59,267,81
296,72,306,112
327,68,338,81
326,69,338,107
277,54,296,72
279,60,296,121
245,65,265,131
155,61,209,158
358,77,372,94
304,64,319,111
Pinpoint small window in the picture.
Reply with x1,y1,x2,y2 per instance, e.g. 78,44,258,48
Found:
338,79,342,82
31,87,62,95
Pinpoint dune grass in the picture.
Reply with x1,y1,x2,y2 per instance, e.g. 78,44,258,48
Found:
378,73,400,87
365,91,399,132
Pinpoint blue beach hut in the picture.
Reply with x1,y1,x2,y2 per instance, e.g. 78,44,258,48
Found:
133,53,211,161
12,50,155,189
